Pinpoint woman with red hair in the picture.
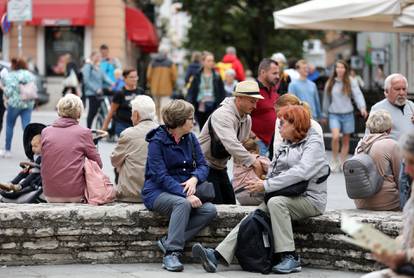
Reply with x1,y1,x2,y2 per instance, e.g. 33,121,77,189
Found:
192,105,330,274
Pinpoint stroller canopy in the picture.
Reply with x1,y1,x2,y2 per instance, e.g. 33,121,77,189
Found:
23,123,46,161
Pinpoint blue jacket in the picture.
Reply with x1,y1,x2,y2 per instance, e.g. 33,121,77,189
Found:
81,63,112,97
142,125,209,210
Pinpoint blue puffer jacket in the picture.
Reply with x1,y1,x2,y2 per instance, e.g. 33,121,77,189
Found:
142,125,209,210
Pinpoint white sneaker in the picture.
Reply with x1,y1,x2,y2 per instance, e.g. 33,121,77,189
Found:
330,159,341,172
0,150,12,158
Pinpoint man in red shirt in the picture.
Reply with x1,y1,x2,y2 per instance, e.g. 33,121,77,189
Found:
251,58,280,156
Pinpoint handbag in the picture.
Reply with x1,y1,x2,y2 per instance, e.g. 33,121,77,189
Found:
19,81,38,101
84,157,116,205
195,181,215,203
189,134,216,203
63,69,79,88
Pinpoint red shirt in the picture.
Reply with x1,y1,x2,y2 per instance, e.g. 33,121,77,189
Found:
251,81,279,146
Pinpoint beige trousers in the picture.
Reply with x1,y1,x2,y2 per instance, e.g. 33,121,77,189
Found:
153,96,171,123
216,196,321,264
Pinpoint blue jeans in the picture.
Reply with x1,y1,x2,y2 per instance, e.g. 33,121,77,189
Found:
5,106,32,151
328,112,355,134
257,139,269,157
114,120,131,137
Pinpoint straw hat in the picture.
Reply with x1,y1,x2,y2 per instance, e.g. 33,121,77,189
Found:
233,81,264,99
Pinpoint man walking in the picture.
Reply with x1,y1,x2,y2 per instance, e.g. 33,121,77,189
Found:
251,58,280,156
198,81,264,204
221,46,245,82
288,60,321,121
147,46,177,122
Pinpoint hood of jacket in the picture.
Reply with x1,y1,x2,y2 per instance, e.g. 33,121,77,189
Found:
146,125,183,146
218,97,250,124
222,54,237,63
358,132,390,152
152,54,172,67
52,117,79,128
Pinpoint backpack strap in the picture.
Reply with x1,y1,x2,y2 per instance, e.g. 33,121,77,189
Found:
189,134,197,169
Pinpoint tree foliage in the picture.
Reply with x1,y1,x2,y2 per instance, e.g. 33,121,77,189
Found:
181,0,321,74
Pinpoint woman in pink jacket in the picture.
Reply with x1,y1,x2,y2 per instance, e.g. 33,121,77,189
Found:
41,94,102,203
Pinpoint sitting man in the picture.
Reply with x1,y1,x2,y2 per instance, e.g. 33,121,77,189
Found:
111,95,158,202
353,109,401,211
192,105,329,274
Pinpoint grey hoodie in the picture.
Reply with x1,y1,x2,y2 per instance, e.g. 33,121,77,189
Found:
198,97,254,170
264,128,329,213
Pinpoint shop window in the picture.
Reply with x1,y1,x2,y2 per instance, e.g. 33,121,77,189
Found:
45,26,84,76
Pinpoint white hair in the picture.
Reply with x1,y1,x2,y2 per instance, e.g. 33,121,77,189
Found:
271,52,287,64
384,73,408,92
131,95,156,121
226,46,236,55
56,94,84,119
225,68,236,77
366,109,392,134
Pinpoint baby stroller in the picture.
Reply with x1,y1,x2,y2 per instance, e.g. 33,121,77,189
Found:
0,123,46,203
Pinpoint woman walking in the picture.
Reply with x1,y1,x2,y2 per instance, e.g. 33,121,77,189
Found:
187,51,225,129
322,60,367,172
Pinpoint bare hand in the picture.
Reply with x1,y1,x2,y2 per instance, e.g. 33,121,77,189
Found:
245,180,265,193
360,108,368,119
371,248,406,270
186,195,202,208
319,118,328,126
181,176,198,196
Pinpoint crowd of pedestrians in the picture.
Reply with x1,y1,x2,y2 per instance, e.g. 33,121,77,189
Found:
2,44,414,277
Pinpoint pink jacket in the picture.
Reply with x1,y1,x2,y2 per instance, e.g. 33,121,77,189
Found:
41,117,102,199
232,154,270,192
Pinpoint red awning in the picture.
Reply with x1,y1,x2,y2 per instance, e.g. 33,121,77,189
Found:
0,0,6,18
125,6,158,53
29,0,94,26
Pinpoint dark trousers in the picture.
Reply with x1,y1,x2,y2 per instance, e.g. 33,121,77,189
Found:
195,111,210,131
87,95,102,129
62,86,77,96
207,167,236,205
0,91,5,135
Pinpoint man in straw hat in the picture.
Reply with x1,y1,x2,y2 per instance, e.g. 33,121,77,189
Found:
198,80,264,204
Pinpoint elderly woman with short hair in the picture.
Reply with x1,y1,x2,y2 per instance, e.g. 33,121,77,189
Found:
41,94,102,203
353,109,401,211
111,95,158,202
142,99,217,272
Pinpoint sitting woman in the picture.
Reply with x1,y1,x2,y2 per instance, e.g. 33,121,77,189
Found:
362,131,414,277
142,99,217,272
192,105,329,274
41,94,102,203
111,95,158,202
353,109,401,211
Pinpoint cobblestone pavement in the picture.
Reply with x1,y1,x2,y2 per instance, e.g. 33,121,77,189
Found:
0,263,365,278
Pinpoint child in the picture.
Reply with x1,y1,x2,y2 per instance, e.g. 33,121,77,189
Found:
0,123,44,194
112,68,125,92
232,138,270,205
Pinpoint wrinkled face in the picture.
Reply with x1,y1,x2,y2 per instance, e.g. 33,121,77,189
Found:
279,118,295,141
404,151,414,179
125,71,138,88
297,63,308,77
386,78,407,106
335,63,346,79
237,96,259,115
203,55,215,70
182,115,194,134
262,63,280,87
31,135,42,155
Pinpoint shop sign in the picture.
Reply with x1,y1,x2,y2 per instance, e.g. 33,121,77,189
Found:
1,13,11,33
8,0,32,22
42,19,72,26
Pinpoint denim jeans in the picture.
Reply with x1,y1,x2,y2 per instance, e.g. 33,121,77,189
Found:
114,120,131,137
5,106,32,151
257,139,269,157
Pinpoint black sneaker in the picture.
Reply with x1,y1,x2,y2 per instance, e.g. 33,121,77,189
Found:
162,252,184,272
191,243,218,273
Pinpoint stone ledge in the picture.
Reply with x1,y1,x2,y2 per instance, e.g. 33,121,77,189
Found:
0,203,402,272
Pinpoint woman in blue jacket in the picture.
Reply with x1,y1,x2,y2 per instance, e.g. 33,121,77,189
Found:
142,99,217,272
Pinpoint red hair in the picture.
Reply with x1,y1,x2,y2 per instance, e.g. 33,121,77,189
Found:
278,105,311,141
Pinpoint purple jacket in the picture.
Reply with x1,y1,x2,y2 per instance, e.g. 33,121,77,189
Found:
41,117,102,199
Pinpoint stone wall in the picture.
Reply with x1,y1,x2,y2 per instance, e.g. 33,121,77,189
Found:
0,203,402,272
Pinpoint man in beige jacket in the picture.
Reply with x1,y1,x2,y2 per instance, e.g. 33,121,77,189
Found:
111,95,158,202
198,80,265,204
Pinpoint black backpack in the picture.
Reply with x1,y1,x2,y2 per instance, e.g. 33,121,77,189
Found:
235,209,274,274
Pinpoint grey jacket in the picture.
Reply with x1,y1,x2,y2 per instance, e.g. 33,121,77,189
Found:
111,120,158,202
264,128,329,213
198,97,254,170
81,63,112,97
